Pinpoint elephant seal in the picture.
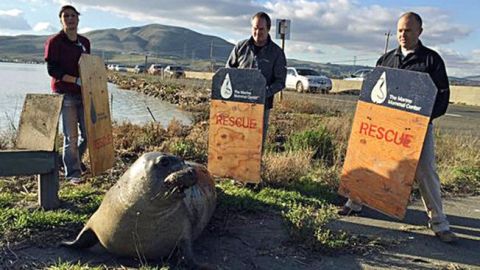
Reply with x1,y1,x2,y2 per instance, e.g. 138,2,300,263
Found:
63,152,216,267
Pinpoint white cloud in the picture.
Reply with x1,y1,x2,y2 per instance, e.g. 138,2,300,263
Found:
285,42,324,55
65,0,470,56
32,22,57,32
0,9,31,31
78,27,95,34
433,47,480,77
30,0,476,74
0,9,23,16
472,49,480,58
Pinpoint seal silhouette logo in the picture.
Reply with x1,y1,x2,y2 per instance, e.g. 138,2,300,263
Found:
220,73,233,99
371,72,387,104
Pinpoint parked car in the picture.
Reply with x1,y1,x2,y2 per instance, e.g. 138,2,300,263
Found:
133,64,146,74
164,65,185,79
148,64,164,75
286,67,332,93
107,64,117,71
115,64,128,72
344,68,373,81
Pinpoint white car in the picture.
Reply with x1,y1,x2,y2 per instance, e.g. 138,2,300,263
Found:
286,67,332,93
115,65,128,72
344,68,373,81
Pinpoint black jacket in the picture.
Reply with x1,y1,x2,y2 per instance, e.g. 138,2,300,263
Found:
226,36,287,109
376,41,450,119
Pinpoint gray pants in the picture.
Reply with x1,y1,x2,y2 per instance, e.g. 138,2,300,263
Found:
346,123,450,233
262,108,270,151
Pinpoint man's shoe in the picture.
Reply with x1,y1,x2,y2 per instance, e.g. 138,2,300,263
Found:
435,230,457,243
68,177,85,185
337,205,362,216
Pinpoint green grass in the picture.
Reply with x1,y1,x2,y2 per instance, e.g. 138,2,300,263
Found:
47,260,104,270
216,180,350,251
47,260,171,270
0,208,86,233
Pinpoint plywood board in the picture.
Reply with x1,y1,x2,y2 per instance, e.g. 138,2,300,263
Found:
16,94,63,151
208,68,266,183
208,100,264,183
338,67,438,219
339,101,430,218
79,54,114,176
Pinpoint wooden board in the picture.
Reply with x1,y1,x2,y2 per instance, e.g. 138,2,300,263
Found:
339,101,430,218
208,100,264,183
207,68,266,183
16,94,63,151
338,67,438,219
79,54,114,176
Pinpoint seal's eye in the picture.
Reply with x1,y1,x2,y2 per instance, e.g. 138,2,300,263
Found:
159,157,170,167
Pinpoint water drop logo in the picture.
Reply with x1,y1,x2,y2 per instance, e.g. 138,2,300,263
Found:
371,72,387,104
220,73,233,99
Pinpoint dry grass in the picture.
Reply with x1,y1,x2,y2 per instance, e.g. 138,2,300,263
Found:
262,150,314,185
435,131,480,194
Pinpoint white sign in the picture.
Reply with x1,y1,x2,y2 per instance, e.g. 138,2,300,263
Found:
275,19,291,40
371,72,387,104
220,73,233,99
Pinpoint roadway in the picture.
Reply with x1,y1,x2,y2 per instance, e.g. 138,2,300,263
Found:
283,91,480,136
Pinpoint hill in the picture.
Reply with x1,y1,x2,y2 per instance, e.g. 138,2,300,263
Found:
0,24,234,64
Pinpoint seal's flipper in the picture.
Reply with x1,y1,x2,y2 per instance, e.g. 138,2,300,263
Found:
61,227,99,249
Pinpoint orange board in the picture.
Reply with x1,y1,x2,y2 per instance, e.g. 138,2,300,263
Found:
338,67,438,219
208,100,264,183
79,54,114,176
339,101,430,218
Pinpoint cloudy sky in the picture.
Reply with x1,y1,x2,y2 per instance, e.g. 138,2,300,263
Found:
1,0,479,77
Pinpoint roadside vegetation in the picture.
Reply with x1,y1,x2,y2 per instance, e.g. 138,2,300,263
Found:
0,72,478,269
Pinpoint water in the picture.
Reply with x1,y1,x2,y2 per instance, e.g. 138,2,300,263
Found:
0,62,191,131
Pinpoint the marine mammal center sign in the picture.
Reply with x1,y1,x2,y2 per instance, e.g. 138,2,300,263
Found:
339,67,437,219
208,68,266,183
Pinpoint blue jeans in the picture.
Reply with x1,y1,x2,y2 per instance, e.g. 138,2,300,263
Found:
61,93,87,179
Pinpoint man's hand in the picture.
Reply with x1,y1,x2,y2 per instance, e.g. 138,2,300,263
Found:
75,77,82,86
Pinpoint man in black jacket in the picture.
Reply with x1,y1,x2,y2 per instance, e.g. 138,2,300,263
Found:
339,12,456,243
226,12,287,147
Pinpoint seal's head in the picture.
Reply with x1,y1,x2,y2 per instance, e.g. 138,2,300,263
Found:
119,152,197,205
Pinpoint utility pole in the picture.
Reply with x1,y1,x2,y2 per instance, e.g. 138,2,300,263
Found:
210,40,214,72
384,30,392,54
353,56,357,68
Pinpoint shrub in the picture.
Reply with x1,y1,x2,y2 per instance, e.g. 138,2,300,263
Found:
285,126,335,164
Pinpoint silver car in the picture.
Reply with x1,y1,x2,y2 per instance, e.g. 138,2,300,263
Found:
286,67,332,94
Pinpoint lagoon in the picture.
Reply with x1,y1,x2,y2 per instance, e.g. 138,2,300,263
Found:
0,62,191,132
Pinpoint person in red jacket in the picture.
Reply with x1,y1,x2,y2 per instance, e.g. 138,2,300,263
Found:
44,5,90,185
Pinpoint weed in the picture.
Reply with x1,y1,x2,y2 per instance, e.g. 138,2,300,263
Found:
262,150,313,185
285,126,335,163
169,139,207,162
284,204,349,252
47,260,104,270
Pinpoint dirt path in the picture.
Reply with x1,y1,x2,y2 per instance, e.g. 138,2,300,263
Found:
2,196,478,269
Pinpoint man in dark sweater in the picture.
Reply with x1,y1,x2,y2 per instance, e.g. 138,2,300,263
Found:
44,5,90,185
226,12,287,147
339,12,456,243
